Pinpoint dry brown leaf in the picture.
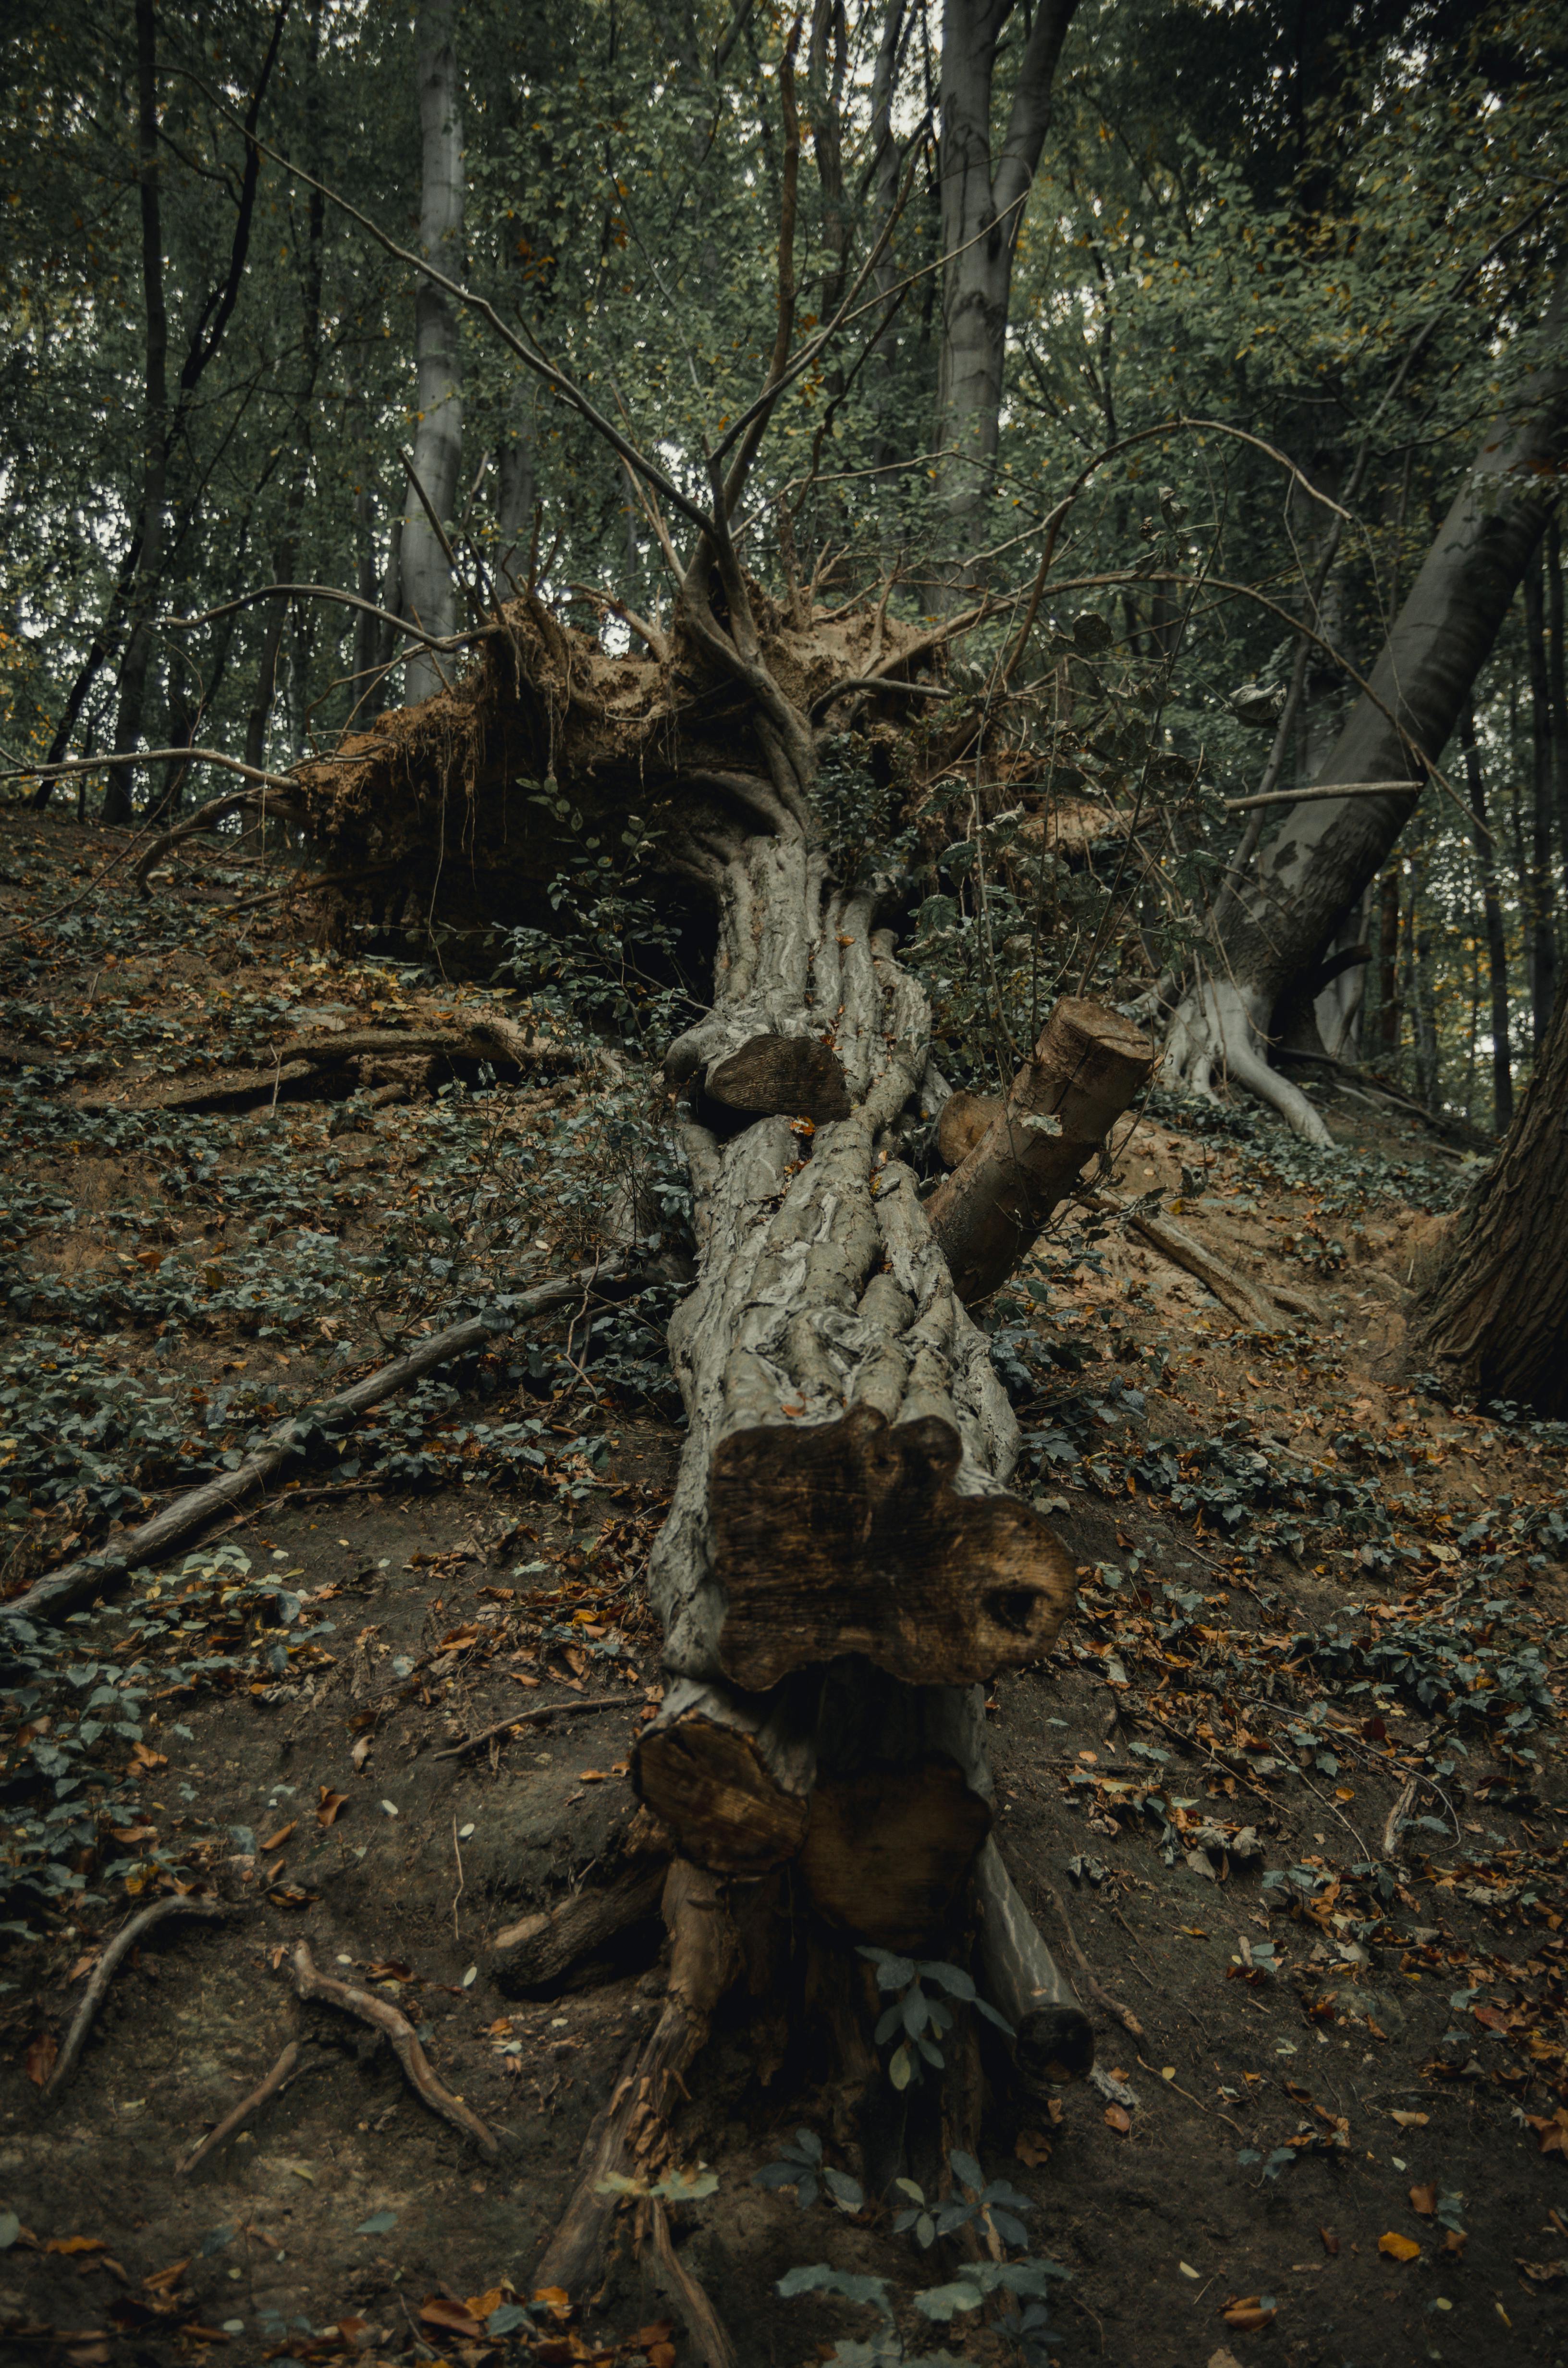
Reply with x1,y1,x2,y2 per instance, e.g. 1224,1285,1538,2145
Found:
1320,2227,1340,2257
259,1822,295,1853
1390,2109,1429,2128
1222,2300,1276,2331
577,1768,609,1783
26,2032,58,2088
316,1788,349,1828
350,1735,373,1771
142,2258,190,2292
45,2236,104,2256
1409,2184,1437,2216
1103,2104,1131,2135
464,2288,505,2319
1379,2232,1420,2262
419,2296,485,2339
1016,2129,1053,2168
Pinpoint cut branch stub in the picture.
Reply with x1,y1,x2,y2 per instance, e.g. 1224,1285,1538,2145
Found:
936,1087,1002,1169
705,1031,851,1123
709,1404,1076,1690
974,1839,1094,2093
927,997,1156,1304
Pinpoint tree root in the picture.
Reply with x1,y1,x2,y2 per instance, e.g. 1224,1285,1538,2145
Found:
177,2037,306,2174
535,1861,740,2296
290,1941,498,2157
1163,976,1334,1147
1027,1867,1146,2044
77,1016,579,1115
43,1898,238,2104
648,2198,736,2368
3,1260,630,1625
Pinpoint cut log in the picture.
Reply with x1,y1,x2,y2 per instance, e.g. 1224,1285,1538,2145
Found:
705,1031,851,1122
710,1404,1077,1690
936,1087,1002,1169
634,1675,816,1876
973,1839,1094,2092
926,998,1156,1304
534,1859,740,2294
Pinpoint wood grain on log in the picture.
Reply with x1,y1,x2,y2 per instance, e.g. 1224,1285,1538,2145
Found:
491,1859,668,1994
936,1087,1002,1169
634,1676,815,1875
705,1031,850,1122
710,1404,1076,1689
927,998,1155,1304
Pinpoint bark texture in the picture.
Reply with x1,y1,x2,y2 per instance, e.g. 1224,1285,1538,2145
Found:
1409,978,1568,1414
1167,280,1568,1141
925,997,1154,1303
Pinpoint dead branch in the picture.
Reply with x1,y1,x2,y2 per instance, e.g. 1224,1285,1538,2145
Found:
2,1260,630,1626
434,1691,635,1760
78,1019,581,1113
1031,1868,1146,2044
926,999,1156,1304
177,2037,304,2174
290,1940,498,2156
43,1898,237,2103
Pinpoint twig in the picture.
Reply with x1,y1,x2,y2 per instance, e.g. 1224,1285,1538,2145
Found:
1225,780,1422,811
177,2037,304,2174
433,1692,634,1760
1381,1775,1421,1861
1134,2053,1243,2137
3,1260,630,1626
451,1818,465,1943
289,1941,498,2156
1032,1869,1145,2042
43,1898,237,2103
650,2197,736,2368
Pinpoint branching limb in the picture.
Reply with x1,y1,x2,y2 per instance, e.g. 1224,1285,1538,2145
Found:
291,1941,498,2156
43,1899,238,2103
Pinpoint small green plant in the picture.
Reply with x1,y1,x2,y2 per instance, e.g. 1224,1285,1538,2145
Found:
858,1946,1014,2089
892,2150,1032,2251
752,2126,863,2213
777,2253,1069,2368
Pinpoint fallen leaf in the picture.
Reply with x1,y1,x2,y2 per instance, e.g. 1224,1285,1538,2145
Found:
1409,2185,1437,2216
1222,2300,1277,2331
532,2286,571,2318
1515,2258,1567,2286
350,1736,373,1770
26,2032,58,2088
1320,2227,1339,2257
648,2350,677,2368
1391,2109,1429,2129
1015,2130,1053,2168
142,2258,190,2292
1379,2232,1420,2262
1208,2352,1246,2368
632,2326,675,2349
45,2237,105,2256
110,1826,158,1846
1103,2105,1131,2135
259,1822,295,1853
577,1769,609,1783
464,2288,506,2319
317,1789,349,1828
420,2295,485,2339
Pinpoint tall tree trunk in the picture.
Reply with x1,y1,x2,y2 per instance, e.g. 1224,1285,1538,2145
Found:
1524,549,1559,1046
1410,977,1568,1414
1459,701,1513,1131
1164,279,1568,1143
1410,864,1440,1109
401,0,465,702
934,0,1079,563
1373,869,1401,1061
106,0,170,826
1549,517,1568,882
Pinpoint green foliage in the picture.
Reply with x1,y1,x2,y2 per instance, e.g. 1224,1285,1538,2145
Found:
857,1946,1013,2090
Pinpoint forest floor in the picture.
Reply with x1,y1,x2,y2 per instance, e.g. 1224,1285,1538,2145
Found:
0,812,1565,2368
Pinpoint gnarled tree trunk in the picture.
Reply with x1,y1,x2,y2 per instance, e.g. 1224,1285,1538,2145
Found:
1409,976,1568,1414
1165,279,1568,1143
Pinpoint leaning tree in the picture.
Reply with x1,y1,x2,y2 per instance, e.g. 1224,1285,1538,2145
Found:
1164,274,1568,1144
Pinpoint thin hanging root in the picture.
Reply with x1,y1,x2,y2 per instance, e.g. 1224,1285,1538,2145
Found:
43,1898,237,2105
178,2038,306,2175
535,1862,741,2297
290,1942,498,2158
649,2198,736,2368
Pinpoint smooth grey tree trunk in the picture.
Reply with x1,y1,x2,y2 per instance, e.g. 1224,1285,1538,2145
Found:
402,0,465,703
1166,280,1568,1143
934,0,1079,564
